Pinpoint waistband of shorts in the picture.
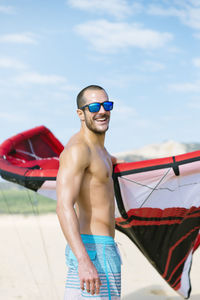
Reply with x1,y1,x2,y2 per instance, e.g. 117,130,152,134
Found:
81,234,115,244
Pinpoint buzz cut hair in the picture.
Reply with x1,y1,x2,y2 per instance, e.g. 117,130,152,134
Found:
76,85,106,109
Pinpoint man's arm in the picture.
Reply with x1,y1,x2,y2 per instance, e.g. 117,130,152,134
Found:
56,143,101,295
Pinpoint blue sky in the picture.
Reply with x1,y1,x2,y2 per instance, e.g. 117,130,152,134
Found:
0,0,200,154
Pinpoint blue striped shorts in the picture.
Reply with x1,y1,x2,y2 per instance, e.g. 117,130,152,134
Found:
64,234,122,299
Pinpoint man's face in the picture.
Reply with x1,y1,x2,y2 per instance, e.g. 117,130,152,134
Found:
82,89,111,134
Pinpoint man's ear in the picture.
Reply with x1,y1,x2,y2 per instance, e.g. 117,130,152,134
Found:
77,109,85,121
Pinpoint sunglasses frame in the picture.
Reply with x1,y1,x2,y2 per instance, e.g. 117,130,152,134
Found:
80,101,114,113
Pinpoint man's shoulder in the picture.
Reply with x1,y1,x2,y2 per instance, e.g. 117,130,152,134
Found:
64,142,90,157
59,135,91,168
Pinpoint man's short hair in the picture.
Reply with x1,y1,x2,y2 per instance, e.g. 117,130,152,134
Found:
76,85,106,109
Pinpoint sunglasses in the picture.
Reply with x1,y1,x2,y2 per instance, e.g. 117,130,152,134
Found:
80,101,114,113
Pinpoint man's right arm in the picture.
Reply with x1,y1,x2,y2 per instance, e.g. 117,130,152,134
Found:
56,143,101,295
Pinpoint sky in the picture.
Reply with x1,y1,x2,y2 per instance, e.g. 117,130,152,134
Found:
0,0,200,154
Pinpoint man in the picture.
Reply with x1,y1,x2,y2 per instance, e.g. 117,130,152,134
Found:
56,85,121,299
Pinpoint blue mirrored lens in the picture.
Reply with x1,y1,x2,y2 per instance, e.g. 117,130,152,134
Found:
103,101,113,111
88,103,101,112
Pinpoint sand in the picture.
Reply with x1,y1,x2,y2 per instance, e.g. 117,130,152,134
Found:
0,214,199,300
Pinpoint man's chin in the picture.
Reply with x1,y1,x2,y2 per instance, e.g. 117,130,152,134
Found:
91,126,109,134
85,119,109,134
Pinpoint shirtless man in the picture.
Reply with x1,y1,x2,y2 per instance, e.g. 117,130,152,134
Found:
56,85,121,299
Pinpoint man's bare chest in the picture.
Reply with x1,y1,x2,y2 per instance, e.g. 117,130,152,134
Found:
87,150,112,183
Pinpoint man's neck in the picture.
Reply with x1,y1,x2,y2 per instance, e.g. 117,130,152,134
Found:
81,127,105,148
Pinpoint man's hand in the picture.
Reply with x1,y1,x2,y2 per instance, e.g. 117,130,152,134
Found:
111,155,125,165
78,259,102,295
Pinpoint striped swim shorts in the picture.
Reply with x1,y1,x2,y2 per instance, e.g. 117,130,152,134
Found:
64,234,122,299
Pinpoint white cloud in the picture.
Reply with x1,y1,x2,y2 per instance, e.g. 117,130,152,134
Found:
188,0,200,6
60,84,79,92
112,102,155,133
0,33,37,44
69,0,200,32
0,5,15,14
100,72,146,88
14,72,67,85
67,0,131,19
169,80,200,92
188,101,200,109
147,2,200,31
0,57,27,69
0,112,29,123
75,20,173,53
182,8,200,30
193,32,200,39
110,99,155,130
114,101,137,119
147,5,185,19
192,58,200,67
140,60,166,72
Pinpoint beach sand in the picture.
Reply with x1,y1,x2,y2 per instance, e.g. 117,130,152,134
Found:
0,214,199,300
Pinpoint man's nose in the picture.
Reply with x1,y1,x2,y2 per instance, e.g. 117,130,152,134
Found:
99,103,106,113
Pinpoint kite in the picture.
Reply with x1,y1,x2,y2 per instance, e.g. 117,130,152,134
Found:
113,153,200,298
0,125,199,299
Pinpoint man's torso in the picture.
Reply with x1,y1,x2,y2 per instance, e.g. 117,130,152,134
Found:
66,132,115,237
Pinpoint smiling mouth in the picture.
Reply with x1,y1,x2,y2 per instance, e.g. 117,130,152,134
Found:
96,118,107,122
94,115,109,122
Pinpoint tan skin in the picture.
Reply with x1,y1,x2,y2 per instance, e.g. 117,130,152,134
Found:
56,89,118,296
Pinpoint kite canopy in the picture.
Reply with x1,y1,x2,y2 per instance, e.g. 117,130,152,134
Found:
0,126,199,299
0,125,63,191
113,153,200,298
